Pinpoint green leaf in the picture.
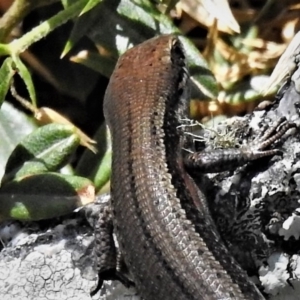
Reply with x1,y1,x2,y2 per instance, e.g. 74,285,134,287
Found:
61,0,103,56
0,173,95,221
76,123,111,193
61,0,105,57
0,102,36,180
80,0,103,15
65,0,218,99
12,55,36,107
8,0,87,55
2,123,81,184
0,43,11,56
179,37,218,99
0,57,14,107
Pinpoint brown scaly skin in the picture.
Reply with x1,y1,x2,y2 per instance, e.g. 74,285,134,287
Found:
97,35,294,299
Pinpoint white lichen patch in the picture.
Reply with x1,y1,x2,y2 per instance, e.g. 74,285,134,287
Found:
260,253,300,299
279,209,300,240
259,253,290,296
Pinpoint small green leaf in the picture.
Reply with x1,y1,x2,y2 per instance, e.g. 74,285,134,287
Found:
2,124,81,184
0,173,95,221
0,102,36,180
61,40,75,58
13,55,36,106
0,57,14,107
0,43,11,56
80,0,103,15
76,123,111,192
61,0,104,57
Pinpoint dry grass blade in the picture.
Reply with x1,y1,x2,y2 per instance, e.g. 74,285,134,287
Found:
179,0,240,33
261,31,300,95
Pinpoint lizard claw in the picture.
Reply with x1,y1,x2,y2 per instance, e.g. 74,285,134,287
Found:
90,269,134,297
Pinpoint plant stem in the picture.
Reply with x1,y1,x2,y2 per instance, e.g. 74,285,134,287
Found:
0,0,60,43
9,0,87,55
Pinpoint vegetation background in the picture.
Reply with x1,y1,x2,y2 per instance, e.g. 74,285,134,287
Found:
0,0,299,299
0,0,298,237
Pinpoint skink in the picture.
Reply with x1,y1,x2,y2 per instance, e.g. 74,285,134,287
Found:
102,34,288,299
